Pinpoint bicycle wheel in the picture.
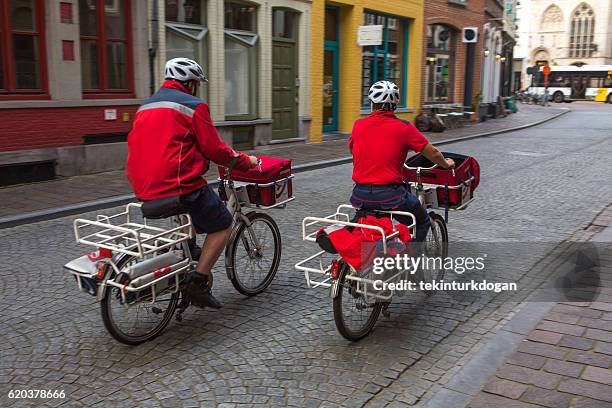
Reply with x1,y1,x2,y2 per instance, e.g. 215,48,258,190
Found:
333,263,382,341
227,212,281,296
101,255,180,345
420,212,449,295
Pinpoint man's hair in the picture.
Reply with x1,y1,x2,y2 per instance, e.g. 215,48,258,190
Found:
372,102,397,112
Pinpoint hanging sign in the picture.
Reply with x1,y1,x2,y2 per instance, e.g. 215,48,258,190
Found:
357,25,383,46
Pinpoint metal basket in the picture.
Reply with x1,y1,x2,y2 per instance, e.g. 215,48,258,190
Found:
295,205,416,297
73,203,194,259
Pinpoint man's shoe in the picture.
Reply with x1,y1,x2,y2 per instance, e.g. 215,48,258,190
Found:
188,238,202,261
187,273,222,309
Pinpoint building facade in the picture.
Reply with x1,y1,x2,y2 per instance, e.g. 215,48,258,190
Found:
0,0,149,177
420,0,517,110
153,0,312,149
309,0,424,142
515,0,612,86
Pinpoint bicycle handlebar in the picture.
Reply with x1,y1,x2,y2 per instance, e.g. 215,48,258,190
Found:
404,163,439,171
404,162,456,177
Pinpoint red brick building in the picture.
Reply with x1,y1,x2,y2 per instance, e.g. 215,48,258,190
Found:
421,0,513,109
0,0,149,184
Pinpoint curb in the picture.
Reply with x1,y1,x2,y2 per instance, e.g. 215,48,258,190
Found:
0,109,570,229
421,203,610,407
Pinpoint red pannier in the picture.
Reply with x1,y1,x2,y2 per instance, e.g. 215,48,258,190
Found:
218,156,293,207
402,152,480,208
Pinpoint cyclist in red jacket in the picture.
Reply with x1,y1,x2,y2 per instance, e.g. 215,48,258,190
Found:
349,80,455,242
126,58,258,309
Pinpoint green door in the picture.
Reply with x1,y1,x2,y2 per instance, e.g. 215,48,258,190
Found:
323,6,339,132
272,39,297,140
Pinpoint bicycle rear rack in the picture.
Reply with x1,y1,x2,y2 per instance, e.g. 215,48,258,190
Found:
67,203,195,304
295,205,416,294
73,203,193,259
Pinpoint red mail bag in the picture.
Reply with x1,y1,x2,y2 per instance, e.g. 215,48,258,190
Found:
218,156,293,207
402,152,480,208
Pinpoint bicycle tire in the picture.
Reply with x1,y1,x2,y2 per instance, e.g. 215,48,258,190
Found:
420,212,449,295
101,255,180,345
227,212,281,296
333,263,382,341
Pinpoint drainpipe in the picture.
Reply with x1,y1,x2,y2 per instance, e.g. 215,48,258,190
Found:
149,0,159,96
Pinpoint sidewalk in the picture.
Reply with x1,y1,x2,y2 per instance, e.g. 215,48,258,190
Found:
469,206,612,408
0,104,566,222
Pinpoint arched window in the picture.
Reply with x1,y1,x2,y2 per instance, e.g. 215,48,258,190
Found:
540,4,563,31
569,3,595,58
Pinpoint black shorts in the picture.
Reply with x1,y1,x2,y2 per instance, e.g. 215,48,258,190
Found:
182,186,233,234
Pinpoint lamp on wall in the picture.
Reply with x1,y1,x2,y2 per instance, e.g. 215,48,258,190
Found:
500,56,507,62
484,48,490,57
495,54,502,60
427,56,436,63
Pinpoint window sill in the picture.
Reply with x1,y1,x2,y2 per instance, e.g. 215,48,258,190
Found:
0,93,50,101
0,98,144,109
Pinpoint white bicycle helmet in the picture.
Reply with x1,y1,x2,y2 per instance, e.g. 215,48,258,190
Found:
164,58,208,82
368,80,400,106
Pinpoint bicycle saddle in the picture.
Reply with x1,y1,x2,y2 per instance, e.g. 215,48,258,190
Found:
141,195,189,219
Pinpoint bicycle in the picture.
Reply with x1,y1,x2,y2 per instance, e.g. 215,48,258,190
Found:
65,164,293,345
296,161,475,341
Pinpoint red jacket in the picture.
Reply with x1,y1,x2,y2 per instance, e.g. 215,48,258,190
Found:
126,81,251,200
349,110,429,185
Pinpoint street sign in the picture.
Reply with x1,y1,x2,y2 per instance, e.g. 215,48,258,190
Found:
357,25,383,46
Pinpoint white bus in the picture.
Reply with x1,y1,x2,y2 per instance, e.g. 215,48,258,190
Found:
527,65,612,103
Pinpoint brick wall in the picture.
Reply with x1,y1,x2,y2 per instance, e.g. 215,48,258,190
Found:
0,105,138,152
421,0,486,108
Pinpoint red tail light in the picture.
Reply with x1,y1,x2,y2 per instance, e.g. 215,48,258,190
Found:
331,260,341,280
97,262,109,280
99,248,113,258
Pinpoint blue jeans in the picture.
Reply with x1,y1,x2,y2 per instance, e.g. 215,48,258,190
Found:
350,184,430,242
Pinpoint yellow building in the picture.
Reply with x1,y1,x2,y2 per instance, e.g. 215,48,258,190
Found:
310,0,424,142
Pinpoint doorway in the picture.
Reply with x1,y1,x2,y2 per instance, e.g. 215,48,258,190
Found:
272,9,299,140
323,6,339,132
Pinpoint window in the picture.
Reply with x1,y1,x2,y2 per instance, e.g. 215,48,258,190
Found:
224,1,258,119
540,4,563,31
0,0,47,97
272,9,297,40
425,24,455,102
79,0,132,96
225,0,256,31
569,3,595,59
165,1,208,97
361,12,408,107
166,0,202,24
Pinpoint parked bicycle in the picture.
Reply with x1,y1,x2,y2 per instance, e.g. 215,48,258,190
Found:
296,153,479,341
65,159,293,345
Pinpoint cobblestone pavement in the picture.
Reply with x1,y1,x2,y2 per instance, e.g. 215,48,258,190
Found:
0,103,611,408
0,104,566,219
470,205,612,408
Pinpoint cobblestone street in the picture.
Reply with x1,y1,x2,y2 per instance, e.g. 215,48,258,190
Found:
0,102,611,407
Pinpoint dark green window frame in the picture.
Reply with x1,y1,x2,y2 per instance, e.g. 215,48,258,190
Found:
361,11,410,109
